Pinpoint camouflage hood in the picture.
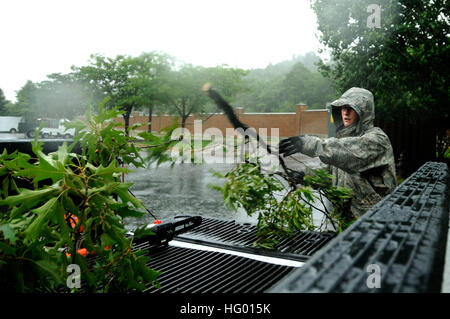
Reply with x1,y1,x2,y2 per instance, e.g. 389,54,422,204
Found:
330,87,375,137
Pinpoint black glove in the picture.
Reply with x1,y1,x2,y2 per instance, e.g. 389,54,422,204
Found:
287,169,305,185
278,136,303,157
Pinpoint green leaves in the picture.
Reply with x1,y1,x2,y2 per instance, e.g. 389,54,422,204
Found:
215,161,284,217
0,186,61,212
0,224,17,245
34,259,65,286
18,144,71,185
24,197,60,243
212,161,354,249
0,100,178,292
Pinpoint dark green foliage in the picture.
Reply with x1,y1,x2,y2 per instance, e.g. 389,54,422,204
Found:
0,101,178,292
0,88,9,116
233,53,337,112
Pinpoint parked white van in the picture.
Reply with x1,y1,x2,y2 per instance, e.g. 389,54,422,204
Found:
0,116,22,133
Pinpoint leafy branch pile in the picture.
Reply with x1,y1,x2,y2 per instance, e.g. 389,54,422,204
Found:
0,101,179,292
212,159,354,249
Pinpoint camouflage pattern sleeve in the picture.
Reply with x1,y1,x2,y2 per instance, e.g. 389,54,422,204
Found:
298,127,393,174
297,128,397,218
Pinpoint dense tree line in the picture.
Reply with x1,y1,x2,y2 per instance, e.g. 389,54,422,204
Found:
1,51,336,132
233,52,337,112
0,88,13,116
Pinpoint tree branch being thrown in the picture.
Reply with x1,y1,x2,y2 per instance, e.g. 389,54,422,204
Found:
202,83,355,242
202,83,304,189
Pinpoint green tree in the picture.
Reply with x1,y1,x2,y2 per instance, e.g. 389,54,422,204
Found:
311,0,449,159
10,75,95,122
125,52,174,132
11,81,38,121
72,53,174,135
162,64,245,128
201,65,247,113
162,64,209,129
32,73,91,119
282,62,336,109
72,54,136,135
235,59,296,112
234,54,337,112
0,88,9,116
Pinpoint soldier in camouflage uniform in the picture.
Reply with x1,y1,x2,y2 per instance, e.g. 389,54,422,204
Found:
279,87,396,218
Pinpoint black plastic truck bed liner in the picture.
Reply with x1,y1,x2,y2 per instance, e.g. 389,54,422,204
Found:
270,162,450,293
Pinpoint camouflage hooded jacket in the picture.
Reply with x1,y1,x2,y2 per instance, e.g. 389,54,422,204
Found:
298,87,397,218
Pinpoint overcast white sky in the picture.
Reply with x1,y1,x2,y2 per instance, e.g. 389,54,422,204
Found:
0,0,326,102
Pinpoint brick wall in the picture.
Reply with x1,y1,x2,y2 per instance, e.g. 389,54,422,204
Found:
123,104,329,138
